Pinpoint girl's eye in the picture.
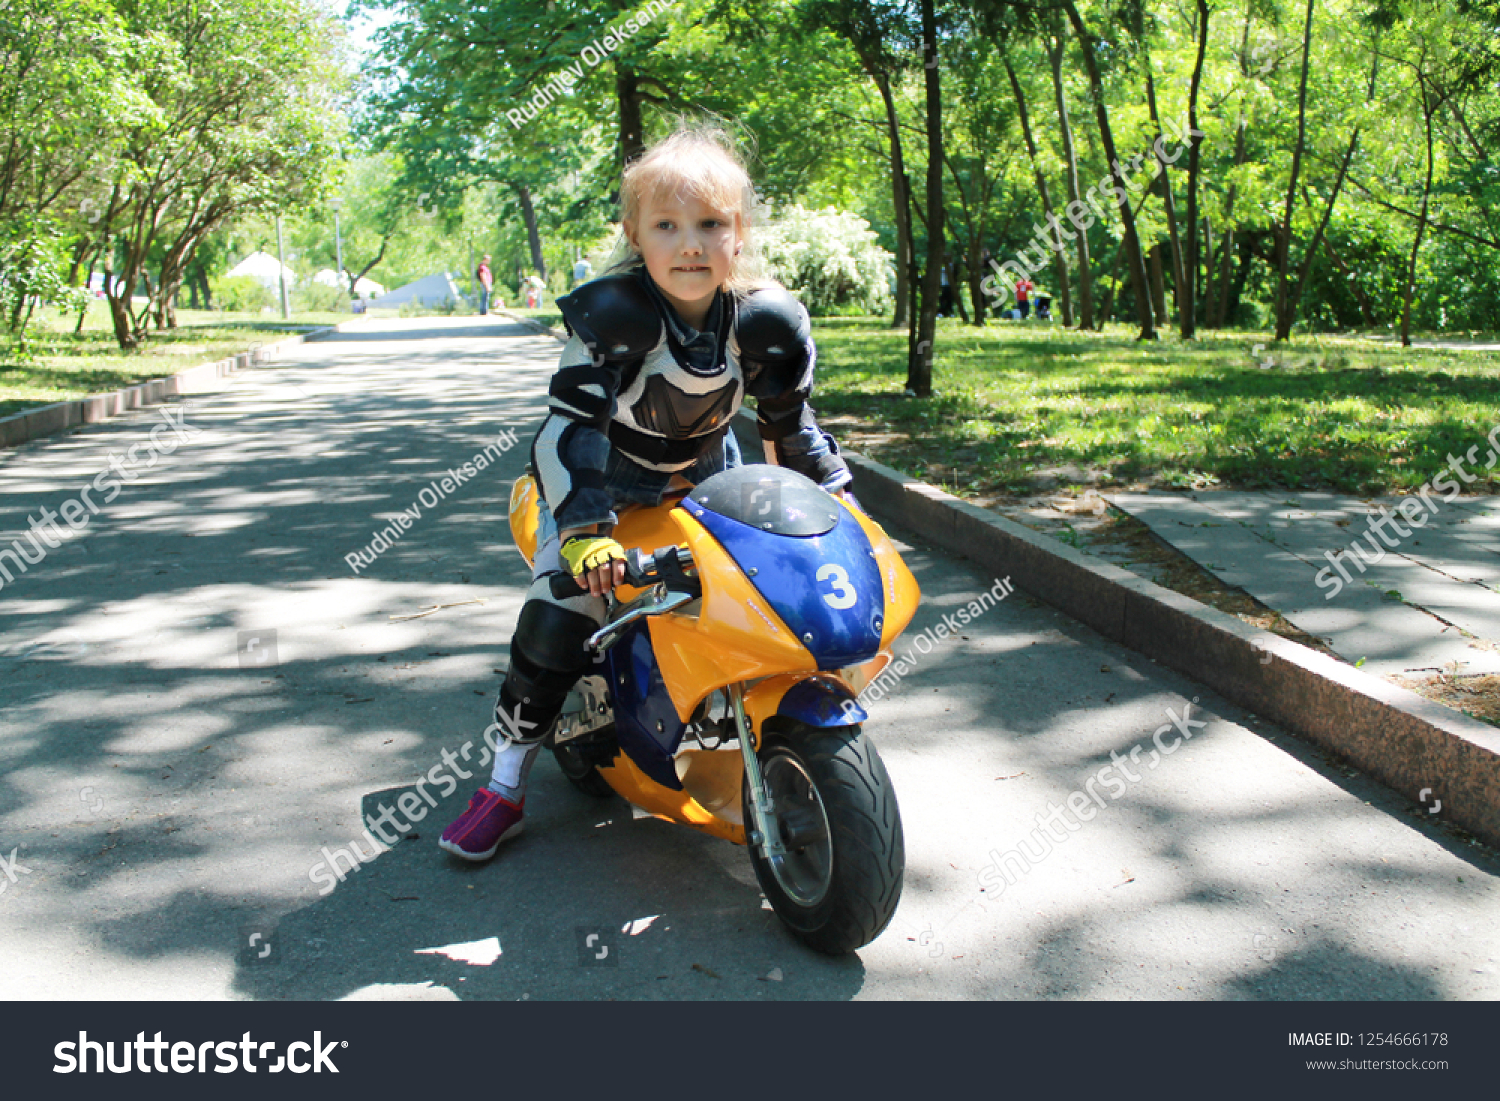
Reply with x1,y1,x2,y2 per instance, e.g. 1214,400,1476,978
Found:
654,221,673,230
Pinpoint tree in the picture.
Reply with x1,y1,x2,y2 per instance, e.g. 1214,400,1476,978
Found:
1062,0,1156,339
87,0,344,347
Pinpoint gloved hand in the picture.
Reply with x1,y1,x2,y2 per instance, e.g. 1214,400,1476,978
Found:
560,534,627,577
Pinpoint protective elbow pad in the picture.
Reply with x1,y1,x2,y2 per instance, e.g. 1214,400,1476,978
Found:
557,275,661,364
737,285,811,394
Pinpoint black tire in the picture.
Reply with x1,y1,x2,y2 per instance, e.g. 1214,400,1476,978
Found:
551,733,616,798
744,721,904,955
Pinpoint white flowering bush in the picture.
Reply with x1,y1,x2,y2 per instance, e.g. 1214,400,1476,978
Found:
755,204,893,317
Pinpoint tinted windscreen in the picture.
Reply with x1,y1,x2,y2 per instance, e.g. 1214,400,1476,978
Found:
687,466,840,536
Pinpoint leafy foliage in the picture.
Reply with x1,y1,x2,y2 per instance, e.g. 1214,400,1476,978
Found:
758,204,895,315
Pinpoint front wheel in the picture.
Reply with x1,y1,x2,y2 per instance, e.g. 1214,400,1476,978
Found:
745,721,904,955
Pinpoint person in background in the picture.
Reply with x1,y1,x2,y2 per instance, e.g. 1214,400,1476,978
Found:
524,271,545,308
476,254,494,315
1014,276,1034,319
572,255,593,287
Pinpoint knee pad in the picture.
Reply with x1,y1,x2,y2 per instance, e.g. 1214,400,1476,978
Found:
514,597,599,675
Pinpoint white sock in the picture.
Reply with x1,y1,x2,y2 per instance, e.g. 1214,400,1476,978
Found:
488,740,541,803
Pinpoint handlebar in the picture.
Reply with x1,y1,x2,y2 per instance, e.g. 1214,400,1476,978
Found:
548,544,696,601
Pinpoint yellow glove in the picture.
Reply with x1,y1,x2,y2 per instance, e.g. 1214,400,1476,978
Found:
560,535,626,578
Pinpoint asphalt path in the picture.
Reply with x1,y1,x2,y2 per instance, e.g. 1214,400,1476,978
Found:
1,316,1496,1001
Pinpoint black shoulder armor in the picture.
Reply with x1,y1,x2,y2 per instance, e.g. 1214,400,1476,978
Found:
736,285,810,363
556,275,661,362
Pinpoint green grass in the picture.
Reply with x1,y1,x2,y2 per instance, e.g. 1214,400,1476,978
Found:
503,305,565,332
0,304,369,418
809,317,1500,496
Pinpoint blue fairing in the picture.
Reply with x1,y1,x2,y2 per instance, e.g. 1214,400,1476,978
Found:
780,675,867,727
691,504,884,669
606,621,686,790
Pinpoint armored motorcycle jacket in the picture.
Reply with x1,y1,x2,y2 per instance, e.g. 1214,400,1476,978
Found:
531,265,851,532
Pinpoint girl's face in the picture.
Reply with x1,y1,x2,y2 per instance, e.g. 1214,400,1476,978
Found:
627,192,742,328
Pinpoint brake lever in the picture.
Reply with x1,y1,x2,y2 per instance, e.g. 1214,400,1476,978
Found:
584,589,695,654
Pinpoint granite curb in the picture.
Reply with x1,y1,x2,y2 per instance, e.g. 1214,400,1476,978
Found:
0,317,371,451
814,432,1500,851
471,312,1500,847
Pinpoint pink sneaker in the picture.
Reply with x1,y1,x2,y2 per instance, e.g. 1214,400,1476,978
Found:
439,789,524,861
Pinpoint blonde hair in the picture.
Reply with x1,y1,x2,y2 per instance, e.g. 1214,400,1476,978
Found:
600,122,771,297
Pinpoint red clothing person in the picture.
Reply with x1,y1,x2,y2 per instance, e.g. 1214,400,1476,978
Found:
476,255,494,315
1014,277,1034,319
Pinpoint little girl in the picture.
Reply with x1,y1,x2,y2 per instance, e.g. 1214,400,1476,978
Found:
440,125,852,860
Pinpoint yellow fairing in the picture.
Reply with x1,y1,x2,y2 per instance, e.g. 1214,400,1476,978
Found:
509,475,541,567
595,752,746,844
841,496,921,648
649,509,815,721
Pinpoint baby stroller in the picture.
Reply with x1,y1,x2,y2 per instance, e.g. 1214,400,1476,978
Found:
1035,294,1053,321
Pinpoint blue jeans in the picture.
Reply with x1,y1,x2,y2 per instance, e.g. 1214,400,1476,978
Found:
478,287,491,315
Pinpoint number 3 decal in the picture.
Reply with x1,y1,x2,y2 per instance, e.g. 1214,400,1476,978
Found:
817,564,857,609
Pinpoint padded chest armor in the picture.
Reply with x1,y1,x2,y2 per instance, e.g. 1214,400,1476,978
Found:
556,274,811,471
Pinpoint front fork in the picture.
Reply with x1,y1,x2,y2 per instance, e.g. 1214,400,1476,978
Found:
728,682,786,861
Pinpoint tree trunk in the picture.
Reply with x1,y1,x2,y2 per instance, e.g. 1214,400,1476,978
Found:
349,236,389,296
874,71,912,329
1136,27,1185,324
907,0,943,397
1148,244,1168,326
514,183,547,281
967,235,987,325
1211,1,1255,328
615,65,646,166
1401,79,1439,347
1047,17,1092,328
1063,0,1155,339
905,171,921,346
950,255,969,323
1200,217,1214,327
1004,58,1073,326
1273,0,1317,341
1181,0,1210,337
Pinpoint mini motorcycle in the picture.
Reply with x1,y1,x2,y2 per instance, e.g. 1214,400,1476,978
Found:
509,464,921,954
